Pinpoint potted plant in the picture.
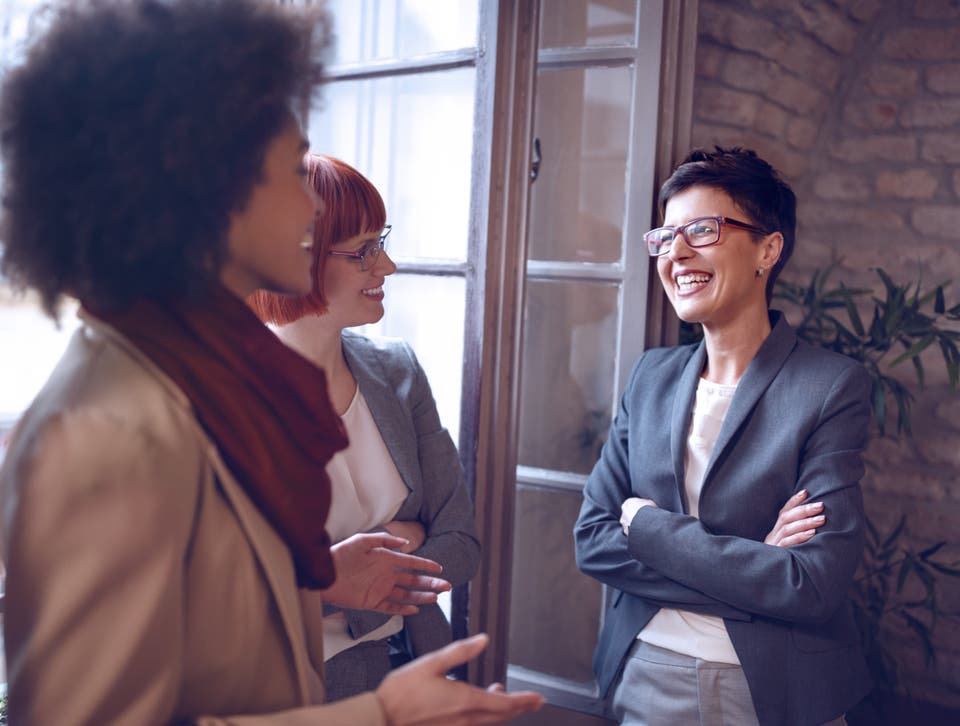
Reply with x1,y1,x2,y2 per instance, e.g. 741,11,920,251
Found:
773,264,960,722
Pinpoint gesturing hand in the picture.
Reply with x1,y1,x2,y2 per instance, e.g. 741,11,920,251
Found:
322,532,450,615
764,489,825,548
376,634,545,726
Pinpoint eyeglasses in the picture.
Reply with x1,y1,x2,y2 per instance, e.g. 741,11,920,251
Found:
644,216,770,257
327,225,392,271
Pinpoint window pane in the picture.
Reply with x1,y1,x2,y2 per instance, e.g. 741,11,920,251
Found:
539,0,637,49
310,68,474,262
518,279,618,475
528,65,632,263
508,485,602,683
328,0,478,65
357,273,464,443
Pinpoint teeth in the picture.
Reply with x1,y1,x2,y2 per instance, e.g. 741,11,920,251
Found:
676,273,711,286
362,286,383,295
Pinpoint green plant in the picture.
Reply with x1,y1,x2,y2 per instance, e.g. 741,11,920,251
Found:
774,264,960,707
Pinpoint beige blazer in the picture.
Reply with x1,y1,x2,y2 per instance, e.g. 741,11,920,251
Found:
0,313,385,725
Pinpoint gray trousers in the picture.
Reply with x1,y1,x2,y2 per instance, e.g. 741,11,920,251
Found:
612,640,847,726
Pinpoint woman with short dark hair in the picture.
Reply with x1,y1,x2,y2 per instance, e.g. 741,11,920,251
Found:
0,1,542,724
575,147,871,726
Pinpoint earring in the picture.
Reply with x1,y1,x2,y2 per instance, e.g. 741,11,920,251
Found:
756,267,765,278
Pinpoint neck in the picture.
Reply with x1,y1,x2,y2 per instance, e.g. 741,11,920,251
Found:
701,308,772,385
277,316,356,414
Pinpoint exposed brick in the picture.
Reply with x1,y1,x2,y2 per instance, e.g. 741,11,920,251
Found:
792,1,859,54
813,171,871,200
830,135,918,162
699,3,785,59
755,100,788,137
921,132,960,162
927,62,960,94
801,202,906,230
954,168,960,196
866,63,921,98
914,0,960,20
786,116,818,150
910,204,960,238
766,72,828,115
843,100,900,130
900,98,960,128
721,51,778,93
778,33,842,90
696,86,762,127
876,169,939,199
838,0,884,23
883,28,960,61
696,42,725,80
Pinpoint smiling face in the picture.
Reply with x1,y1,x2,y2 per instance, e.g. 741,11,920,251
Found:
321,228,397,329
220,118,316,299
657,185,782,333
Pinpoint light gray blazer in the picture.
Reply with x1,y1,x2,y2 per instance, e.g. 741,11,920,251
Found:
0,314,386,725
331,331,480,656
574,312,873,726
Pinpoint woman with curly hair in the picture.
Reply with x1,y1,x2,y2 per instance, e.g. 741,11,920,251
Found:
0,1,542,724
249,155,480,701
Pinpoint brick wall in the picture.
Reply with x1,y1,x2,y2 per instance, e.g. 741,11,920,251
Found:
690,0,960,708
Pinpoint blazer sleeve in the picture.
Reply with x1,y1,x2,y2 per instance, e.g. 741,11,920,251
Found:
574,356,752,621
626,362,871,624
2,413,387,726
399,342,480,587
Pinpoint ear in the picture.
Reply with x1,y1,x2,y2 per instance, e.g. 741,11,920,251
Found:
759,231,784,270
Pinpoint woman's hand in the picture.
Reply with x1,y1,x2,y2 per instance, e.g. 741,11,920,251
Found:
383,520,427,554
323,532,450,615
620,497,657,535
376,633,545,726
764,490,825,547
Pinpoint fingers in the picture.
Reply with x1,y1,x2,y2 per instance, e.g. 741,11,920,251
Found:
394,571,451,594
777,529,816,548
455,687,546,725
377,548,445,575
418,633,491,676
778,489,808,514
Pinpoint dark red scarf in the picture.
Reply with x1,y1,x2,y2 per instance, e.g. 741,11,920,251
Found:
88,285,347,588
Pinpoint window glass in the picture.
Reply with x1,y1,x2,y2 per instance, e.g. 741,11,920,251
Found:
528,65,633,264
509,486,602,683
328,0,478,65
539,0,637,48
310,68,475,262
357,273,465,443
518,279,618,475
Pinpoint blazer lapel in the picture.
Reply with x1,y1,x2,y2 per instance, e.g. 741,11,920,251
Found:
670,340,707,512
341,334,417,498
702,312,797,490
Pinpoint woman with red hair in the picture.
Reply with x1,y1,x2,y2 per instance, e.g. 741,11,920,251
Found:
249,154,480,701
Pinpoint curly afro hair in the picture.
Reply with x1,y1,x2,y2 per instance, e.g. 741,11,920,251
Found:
0,0,331,316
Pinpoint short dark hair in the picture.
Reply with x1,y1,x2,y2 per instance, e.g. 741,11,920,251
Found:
659,147,797,303
249,154,387,325
0,0,331,316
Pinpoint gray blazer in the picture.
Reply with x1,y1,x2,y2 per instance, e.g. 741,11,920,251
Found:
331,331,480,656
574,312,872,726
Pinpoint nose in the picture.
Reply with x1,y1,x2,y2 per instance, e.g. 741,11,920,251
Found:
666,231,695,262
375,248,398,276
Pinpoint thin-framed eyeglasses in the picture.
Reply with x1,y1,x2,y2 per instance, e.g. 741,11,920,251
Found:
327,225,392,271
644,216,770,257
